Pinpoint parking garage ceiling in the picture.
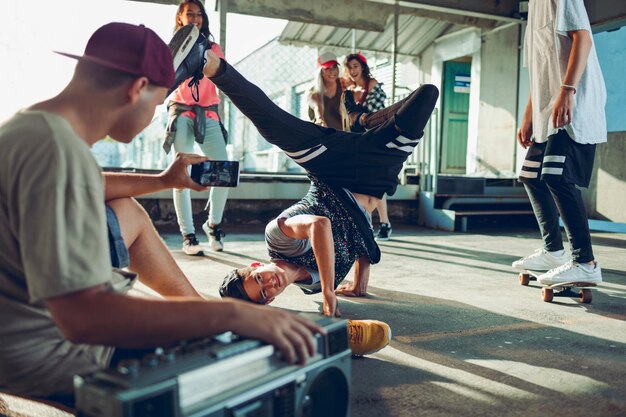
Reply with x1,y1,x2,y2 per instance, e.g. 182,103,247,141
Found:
129,1,626,38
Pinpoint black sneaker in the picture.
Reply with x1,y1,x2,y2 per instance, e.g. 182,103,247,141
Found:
393,84,439,139
182,233,204,256
375,223,392,241
167,24,211,100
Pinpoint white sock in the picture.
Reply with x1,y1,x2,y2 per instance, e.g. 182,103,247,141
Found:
549,249,566,257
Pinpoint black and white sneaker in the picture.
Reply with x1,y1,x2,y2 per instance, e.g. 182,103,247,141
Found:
393,84,439,139
182,233,204,256
202,222,225,252
167,24,211,100
375,223,392,241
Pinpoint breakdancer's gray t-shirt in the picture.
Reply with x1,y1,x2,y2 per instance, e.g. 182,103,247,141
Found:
264,189,372,291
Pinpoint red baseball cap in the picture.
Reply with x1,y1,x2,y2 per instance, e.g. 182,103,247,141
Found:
55,22,174,89
317,51,339,69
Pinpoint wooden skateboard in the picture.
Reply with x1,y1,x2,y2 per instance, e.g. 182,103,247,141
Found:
517,270,596,303
540,281,597,304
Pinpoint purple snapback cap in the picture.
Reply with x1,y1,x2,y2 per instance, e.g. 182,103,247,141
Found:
55,22,174,88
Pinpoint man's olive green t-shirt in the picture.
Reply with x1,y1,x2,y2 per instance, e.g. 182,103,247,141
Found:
0,110,115,396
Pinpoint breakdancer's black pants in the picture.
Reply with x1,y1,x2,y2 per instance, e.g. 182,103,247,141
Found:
210,61,438,198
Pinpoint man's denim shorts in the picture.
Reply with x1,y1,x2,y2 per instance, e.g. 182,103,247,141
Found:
106,204,130,268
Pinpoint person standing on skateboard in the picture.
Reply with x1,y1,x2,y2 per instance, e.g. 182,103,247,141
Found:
512,0,606,286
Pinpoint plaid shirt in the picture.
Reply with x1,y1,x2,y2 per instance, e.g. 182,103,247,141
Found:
365,83,387,112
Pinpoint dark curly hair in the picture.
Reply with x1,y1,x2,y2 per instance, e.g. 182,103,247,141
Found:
344,53,373,84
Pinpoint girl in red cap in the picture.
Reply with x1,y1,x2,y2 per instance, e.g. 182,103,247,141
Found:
308,51,346,130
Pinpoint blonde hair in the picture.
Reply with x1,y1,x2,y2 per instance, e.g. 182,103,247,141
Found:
310,68,328,118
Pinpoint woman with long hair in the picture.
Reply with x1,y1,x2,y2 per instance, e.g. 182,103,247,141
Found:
163,0,230,255
308,51,345,130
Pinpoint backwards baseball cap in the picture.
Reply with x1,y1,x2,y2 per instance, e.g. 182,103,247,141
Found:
317,51,339,69
55,22,174,89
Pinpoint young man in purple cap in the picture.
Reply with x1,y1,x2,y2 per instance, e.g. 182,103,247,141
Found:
0,22,323,404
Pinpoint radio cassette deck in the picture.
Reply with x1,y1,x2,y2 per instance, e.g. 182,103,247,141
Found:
75,313,351,417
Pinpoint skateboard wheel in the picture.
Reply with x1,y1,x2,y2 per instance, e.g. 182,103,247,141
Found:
519,273,530,286
579,289,592,304
542,288,554,302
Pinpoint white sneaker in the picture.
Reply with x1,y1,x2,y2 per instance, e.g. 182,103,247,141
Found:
202,223,225,252
182,233,204,256
511,248,571,271
537,261,602,285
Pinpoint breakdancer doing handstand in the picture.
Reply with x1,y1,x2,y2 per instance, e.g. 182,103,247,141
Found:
169,25,438,354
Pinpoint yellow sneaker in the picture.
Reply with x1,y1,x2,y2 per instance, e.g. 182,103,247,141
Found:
347,319,392,356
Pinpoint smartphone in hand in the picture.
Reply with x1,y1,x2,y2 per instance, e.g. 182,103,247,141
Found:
190,160,240,187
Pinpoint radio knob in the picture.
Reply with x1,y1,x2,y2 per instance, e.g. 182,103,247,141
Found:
161,349,176,362
143,353,160,367
116,359,140,376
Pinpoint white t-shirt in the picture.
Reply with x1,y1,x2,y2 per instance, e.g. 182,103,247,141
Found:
523,0,607,144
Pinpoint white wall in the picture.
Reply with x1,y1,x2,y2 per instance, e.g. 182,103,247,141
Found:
475,24,520,177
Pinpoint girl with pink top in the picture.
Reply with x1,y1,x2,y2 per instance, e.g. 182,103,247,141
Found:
164,0,229,255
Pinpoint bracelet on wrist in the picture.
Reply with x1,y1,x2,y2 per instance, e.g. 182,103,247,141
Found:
561,84,576,94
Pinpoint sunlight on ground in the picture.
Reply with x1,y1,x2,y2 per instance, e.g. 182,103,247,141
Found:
376,346,611,404
466,359,609,395
376,346,540,403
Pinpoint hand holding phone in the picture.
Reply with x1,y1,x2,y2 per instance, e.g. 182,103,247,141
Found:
190,160,240,187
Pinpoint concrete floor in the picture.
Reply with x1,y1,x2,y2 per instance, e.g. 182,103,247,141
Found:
155,225,626,417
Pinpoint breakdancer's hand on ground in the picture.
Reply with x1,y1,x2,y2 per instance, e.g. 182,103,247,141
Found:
335,282,368,297
323,291,341,317
335,256,370,297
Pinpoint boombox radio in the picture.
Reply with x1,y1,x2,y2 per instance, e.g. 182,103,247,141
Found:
75,314,351,417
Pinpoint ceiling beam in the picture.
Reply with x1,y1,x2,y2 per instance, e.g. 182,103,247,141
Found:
393,5,498,29
227,0,501,30
370,0,520,22
227,0,389,31
126,0,625,33
584,0,626,33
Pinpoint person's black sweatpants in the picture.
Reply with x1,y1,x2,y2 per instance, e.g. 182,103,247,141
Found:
519,131,596,263
523,179,594,262
210,61,438,198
